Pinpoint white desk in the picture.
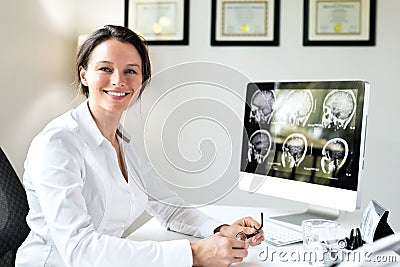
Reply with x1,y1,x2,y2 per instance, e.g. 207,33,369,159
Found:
127,205,398,266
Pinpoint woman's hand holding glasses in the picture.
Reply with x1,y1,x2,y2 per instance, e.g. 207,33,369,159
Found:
191,213,264,266
218,213,265,246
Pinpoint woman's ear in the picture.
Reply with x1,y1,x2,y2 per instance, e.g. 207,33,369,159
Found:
79,66,88,86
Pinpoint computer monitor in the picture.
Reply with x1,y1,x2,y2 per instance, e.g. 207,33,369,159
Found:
239,80,370,225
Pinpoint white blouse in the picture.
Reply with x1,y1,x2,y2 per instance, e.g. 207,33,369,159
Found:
15,101,221,267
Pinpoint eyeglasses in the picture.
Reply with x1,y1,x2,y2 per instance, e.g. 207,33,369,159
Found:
235,212,264,241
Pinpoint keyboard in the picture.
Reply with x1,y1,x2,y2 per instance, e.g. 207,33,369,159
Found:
263,219,303,246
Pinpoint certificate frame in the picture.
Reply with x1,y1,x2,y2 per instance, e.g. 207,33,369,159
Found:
124,0,189,45
211,0,280,46
303,0,376,46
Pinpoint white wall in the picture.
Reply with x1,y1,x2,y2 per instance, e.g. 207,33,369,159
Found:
1,0,399,230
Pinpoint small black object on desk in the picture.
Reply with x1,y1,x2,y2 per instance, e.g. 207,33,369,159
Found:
338,227,364,250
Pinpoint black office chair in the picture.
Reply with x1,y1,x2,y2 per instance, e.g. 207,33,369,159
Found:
0,147,30,266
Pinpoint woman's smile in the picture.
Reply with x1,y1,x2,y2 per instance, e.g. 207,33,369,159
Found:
103,89,131,99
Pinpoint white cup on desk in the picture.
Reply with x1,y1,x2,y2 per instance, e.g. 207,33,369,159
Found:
302,219,340,266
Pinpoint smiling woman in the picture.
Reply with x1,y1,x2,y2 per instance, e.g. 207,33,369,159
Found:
14,25,264,267
76,27,151,182
76,25,151,99
79,39,143,118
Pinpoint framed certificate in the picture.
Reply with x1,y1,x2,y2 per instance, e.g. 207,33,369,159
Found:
303,0,376,46
124,0,189,45
211,0,280,46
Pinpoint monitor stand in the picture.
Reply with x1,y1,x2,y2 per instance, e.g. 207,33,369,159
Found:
269,205,341,226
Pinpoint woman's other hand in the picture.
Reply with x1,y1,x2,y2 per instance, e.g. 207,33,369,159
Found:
190,234,249,267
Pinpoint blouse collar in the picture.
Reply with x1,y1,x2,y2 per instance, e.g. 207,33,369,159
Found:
74,100,132,149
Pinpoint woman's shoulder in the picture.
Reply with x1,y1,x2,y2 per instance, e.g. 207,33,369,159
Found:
35,100,93,141
37,109,79,141
28,107,85,157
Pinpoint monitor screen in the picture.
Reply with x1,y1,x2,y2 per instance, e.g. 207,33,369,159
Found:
239,80,369,223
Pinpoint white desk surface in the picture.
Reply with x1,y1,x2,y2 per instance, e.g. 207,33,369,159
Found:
127,205,381,266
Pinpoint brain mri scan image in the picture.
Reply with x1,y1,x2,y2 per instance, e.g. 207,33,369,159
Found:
248,130,272,164
249,90,276,124
321,137,349,175
322,90,356,130
277,90,313,127
281,133,307,168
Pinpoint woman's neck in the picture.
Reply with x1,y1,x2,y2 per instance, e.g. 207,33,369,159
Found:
87,102,121,143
